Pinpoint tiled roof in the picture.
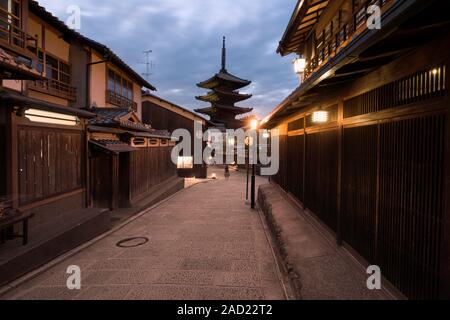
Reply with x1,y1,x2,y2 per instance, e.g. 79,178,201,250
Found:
89,108,130,125
89,108,155,133
89,139,137,153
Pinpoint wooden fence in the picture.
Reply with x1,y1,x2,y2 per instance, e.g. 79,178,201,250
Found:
273,65,448,299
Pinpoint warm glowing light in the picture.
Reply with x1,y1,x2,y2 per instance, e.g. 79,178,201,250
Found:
25,109,78,126
263,131,270,139
211,173,217,179
432,69,438,75
177,156,193,169
250,119,259,130
293,56,306,74
312,110,329,123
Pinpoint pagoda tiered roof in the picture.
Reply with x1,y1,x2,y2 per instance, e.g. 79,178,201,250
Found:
194,104,253,116
197,71,251,90
195,37,253,129
195,88,252,104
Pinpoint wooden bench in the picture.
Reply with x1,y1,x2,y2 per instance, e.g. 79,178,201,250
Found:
0,210,35,246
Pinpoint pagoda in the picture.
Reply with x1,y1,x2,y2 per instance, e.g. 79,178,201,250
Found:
195,37,253,129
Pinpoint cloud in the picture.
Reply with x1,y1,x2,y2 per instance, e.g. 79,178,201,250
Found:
36,0,299,117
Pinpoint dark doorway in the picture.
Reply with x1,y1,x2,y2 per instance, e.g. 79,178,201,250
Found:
90,153,112,209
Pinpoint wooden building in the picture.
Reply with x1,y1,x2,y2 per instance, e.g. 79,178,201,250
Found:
263,0,450,299
75,36,180,210
0,0,108,285
142,92,210,178
0,0,180,284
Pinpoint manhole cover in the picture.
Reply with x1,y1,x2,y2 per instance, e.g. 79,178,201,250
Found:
116,237,149,248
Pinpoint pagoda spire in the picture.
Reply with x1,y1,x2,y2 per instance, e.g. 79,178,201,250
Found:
221,36,227,72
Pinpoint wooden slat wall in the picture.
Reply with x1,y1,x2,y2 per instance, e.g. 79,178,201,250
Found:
18,126,82,206
342,125,378,263
0,123,6,197
378,115,445,299
287,135,304,202
344,65,447,118
272,135,288,190
129,146,177,201
276,67,448,299
304,129,339,232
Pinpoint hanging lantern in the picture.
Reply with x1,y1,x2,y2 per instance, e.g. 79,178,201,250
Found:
293,56,306,75
312,110,329,123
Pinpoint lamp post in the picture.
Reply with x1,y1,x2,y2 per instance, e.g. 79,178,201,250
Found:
250,119,259,210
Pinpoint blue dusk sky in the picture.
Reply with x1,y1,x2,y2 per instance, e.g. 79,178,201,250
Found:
37,0,300,119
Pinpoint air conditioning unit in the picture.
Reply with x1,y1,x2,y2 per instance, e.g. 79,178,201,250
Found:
130,137,147,148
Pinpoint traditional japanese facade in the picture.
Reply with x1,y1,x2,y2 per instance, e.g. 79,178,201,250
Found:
0,0,180,285
142,92,210,178
263,0,450,299
80,38,180,210
0,0,108,285
195,37,253,130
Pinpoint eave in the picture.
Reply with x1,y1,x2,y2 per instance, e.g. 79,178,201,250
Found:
0,90,96,118
196,89,252,103
264,0,440,128
277,0,329,56
197,71,251,90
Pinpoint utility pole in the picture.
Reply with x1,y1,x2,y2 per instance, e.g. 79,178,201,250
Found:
141,50,153,81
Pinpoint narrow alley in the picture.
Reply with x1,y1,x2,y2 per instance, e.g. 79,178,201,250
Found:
1,169,289,300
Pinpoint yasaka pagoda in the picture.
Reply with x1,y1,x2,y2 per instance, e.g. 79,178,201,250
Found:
195,37,253,129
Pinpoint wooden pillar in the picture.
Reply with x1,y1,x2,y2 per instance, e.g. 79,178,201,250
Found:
440,62,450,299
9,112,19,210
302,117,307,208
336,100,344,246
110,153,119,210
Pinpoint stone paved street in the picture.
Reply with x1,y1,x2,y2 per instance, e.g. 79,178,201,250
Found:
0,168,287,300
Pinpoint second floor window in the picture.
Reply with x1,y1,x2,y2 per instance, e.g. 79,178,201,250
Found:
0,0,22,46
108,69,134,101
37,51,71,86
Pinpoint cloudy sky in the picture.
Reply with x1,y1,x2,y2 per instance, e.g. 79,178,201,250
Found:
37,0,299,119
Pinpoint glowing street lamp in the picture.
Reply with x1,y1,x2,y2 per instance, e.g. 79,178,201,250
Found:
250,118,259,130
248,118,260,210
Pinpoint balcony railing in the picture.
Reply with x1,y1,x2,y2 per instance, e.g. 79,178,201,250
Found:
29,79,77,101
303,0,393,80
0,8,38,58
106,90,138,112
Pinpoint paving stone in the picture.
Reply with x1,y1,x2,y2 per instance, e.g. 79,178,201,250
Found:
75,285,132,300
214,272,262,287
157,270,215,286
181,257,232,272
126,284,199,300
88,258,145,270
109,270,161,285
197,286,265,300
14,286,81,300
231,260,258,272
